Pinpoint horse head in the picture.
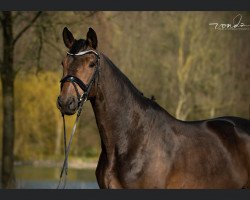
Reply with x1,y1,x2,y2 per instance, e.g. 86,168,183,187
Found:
57,27,99,115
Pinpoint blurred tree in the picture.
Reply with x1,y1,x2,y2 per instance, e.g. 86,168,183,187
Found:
0,11,42,188
173,13,217,120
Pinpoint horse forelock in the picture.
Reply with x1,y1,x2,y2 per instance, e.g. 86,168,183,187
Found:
69,39,87,54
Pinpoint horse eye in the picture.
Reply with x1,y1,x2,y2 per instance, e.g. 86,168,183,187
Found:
89,62,95,68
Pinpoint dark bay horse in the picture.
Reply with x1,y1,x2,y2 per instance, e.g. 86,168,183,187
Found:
57,27,250,189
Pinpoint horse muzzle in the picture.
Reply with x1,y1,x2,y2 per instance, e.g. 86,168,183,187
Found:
57,96,79,115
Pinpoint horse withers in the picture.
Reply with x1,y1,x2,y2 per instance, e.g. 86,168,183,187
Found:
57,27,250,189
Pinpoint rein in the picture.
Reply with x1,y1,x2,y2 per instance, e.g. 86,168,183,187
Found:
57,50,100,189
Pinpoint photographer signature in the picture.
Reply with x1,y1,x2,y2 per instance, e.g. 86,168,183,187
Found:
209,14,250,30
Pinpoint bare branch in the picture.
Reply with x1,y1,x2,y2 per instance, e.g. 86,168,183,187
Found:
13,11,42,45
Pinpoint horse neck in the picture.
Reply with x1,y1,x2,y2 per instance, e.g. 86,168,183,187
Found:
90,54,171,156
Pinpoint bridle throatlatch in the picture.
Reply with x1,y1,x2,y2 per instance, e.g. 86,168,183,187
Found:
57,50,100,189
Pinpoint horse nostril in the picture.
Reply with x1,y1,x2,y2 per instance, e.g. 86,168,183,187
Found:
68,98,77,110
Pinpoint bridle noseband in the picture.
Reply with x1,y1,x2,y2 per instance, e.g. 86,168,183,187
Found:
60,49,100,105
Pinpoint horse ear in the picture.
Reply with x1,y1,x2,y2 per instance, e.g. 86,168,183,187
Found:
63,27,75,49
86,27,98,49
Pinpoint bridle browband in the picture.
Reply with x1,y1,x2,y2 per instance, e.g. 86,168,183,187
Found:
57,49,100,189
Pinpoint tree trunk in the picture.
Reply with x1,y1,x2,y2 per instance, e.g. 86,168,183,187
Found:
1,11,15,189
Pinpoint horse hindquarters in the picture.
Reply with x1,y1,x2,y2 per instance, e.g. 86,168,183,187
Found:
164,119,250,189
210,117,250,188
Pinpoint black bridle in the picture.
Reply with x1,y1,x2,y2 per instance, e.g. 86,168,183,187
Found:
57,49,100,189
60,49,100,105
